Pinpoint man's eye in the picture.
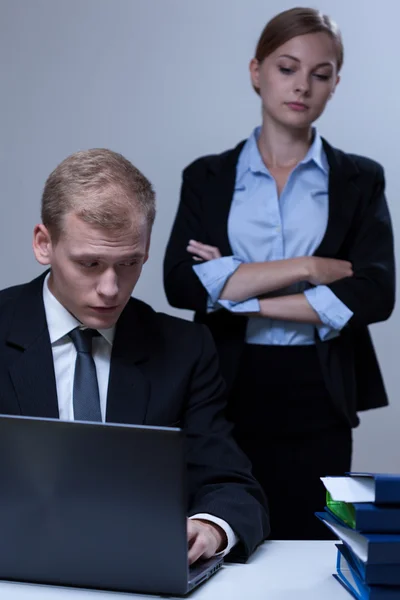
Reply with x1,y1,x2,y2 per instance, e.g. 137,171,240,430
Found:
79,261,98,268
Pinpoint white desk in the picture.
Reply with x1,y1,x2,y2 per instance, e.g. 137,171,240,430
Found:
0,541,349,599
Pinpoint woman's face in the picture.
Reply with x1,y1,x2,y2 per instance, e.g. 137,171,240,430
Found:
250,32,340,130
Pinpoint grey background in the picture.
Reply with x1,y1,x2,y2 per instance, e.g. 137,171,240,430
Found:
1,0,398,471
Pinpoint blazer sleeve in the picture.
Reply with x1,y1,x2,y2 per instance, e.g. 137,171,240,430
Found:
184,325,270,560
327,163,395,327
164,164,212,313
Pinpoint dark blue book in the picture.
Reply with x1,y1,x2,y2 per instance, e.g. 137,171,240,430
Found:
335,544,400,599
316,511,400,565
321,474,400,505
337,544,400,587
325,502,400,533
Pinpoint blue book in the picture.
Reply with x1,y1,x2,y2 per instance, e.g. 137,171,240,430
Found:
336,544,400,587
321,474,400,505
325,502,400,533
316,511,400,564
335,544,400,599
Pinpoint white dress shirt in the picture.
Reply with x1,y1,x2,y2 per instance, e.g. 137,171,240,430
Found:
43,274,114,422
42,275,237,556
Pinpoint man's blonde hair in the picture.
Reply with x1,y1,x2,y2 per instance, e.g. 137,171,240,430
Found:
41,148,156,240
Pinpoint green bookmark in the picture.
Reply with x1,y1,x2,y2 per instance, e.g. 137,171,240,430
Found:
326,491,356,529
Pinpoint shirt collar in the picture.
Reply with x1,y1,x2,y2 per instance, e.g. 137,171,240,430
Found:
304,130,328,174
42,273,115,346
236,126,328,184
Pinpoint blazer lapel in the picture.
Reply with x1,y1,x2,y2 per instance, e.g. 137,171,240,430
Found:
105,299,153,425
6,273,59,418
315,139,362,257
205,137,362,259
205,141,246,256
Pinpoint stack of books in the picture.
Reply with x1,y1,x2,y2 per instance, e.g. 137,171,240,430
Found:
315,473,400,599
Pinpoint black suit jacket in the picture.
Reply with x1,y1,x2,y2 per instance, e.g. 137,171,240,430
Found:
0,273,270,560
163,139,396,427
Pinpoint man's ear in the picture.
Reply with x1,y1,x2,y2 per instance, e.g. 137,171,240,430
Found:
142,229,152,265
33,224,53,265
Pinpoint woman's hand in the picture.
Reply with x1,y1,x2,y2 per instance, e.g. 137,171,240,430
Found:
306,256,353,285
187,240,222,261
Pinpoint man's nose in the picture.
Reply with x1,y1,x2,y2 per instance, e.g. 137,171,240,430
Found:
97,269,119,299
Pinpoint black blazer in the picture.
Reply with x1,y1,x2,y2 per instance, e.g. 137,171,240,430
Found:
164,139,396,427
0,273,270,560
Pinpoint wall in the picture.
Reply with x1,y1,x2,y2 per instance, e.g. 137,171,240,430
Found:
1,0,398,470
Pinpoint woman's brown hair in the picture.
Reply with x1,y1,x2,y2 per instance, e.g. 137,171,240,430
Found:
254,7,343,87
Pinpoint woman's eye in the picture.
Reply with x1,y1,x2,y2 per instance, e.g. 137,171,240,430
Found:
314,73,330,81
279,67,294,75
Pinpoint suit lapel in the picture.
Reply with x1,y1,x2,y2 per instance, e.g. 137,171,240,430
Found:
6,277,153,424
105,299,153,425
314,139,361,257
205,141,246,256
6,272,59,418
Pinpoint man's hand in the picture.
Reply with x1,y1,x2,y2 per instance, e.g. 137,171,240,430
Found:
305,256,353,286
187,519,227,565
187,240,222,262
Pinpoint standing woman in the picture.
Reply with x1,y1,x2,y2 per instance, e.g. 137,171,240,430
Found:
163,7,395,539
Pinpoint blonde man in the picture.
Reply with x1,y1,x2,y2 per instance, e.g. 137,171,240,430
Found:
0,149,269,564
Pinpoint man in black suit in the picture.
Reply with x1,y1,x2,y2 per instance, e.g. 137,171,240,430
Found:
0,148,269,564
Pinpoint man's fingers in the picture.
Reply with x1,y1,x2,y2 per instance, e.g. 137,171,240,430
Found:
187,520,204,564
187,519,220,565
188,535,206,565
187,518,196,543
188,533,214,565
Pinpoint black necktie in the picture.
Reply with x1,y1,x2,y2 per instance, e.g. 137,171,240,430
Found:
69,327,102,422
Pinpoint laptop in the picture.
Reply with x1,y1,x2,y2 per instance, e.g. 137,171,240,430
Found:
0,415,223,595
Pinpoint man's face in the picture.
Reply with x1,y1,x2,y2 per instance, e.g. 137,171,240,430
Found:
33,212,150,329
